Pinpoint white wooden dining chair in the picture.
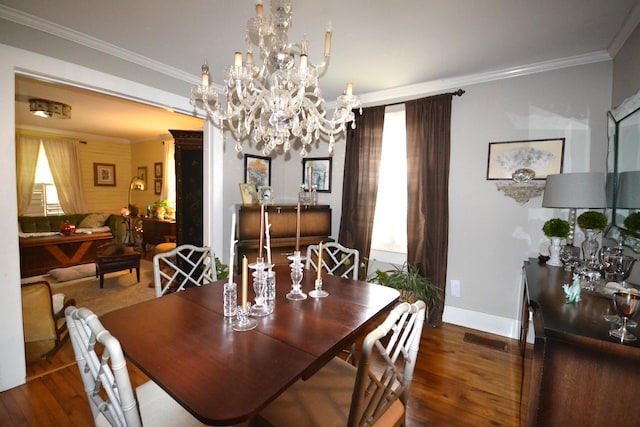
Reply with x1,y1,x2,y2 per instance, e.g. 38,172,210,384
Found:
306,242,360,280
153,244,216,297
256,300,426,427
65,306,206,426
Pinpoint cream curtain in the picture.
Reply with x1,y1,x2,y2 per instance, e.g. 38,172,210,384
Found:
161,139,176,207
41,138,88,213
15,135,40,215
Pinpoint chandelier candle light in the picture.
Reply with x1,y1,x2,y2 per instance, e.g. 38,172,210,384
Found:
190,0,361,157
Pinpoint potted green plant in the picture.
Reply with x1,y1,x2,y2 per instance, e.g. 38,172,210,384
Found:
542,218,570,267
577,211,607,259
369,262,441,316
624,212,640,237
577,211,607,231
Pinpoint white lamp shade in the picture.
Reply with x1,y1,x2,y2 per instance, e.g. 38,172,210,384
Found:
542,172,607,208
616,171,640,209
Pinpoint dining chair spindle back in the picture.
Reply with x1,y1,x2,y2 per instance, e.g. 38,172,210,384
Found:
256,300,426,427
152,244,216,297
306,242,360,280
65,306,206,426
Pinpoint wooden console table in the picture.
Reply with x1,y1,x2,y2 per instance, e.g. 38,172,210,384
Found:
521,259,640,426
236,204,332,273
19,232,113,278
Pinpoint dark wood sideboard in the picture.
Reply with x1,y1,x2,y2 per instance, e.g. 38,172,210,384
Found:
141,218,176,255
236,204,332,273
521,259,640,426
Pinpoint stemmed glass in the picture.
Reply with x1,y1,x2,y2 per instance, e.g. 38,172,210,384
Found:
286,251,307,300
609,292,640,342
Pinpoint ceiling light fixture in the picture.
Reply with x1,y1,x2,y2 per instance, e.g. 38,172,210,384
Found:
29,98,71,119
190,0,361,157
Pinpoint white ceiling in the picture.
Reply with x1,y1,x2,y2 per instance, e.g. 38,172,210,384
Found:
4,0,640,141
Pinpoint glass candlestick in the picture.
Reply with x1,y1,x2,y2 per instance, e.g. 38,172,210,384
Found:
265,268,276,313
250,258,271,316
286,251,307,300
223,281,237,317
309,278,328,298
232,303,257,331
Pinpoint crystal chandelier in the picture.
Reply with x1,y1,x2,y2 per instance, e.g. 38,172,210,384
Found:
190,0,361,157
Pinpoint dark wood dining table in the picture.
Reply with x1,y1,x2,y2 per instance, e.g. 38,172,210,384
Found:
100,266,400,426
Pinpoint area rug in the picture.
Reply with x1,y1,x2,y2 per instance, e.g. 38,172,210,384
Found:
22,260,155,316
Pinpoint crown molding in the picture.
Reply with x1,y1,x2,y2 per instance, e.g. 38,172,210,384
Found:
16,125,131,144
0,4,615,109
0,5,218,89
608,2,640,57
358,51,612,107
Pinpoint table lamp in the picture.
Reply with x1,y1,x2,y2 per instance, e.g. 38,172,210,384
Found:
616,171,640,210
542,172,607,245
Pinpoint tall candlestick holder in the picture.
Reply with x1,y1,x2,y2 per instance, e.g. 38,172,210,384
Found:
232,303,257,331
250,258,272,316
286,251,307,300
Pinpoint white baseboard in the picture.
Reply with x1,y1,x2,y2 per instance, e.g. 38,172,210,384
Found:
442,305,521,340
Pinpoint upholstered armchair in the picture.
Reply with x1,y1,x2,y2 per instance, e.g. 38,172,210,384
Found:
21,280,75,363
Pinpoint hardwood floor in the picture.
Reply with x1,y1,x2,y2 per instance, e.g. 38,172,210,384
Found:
1,323,521,426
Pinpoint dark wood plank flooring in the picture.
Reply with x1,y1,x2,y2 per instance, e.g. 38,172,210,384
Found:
1,322,521,426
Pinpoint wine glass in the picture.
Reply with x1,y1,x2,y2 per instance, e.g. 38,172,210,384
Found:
609,292,640,342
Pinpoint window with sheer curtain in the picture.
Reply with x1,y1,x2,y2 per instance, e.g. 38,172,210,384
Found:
370,105,407,256
23,143,63,216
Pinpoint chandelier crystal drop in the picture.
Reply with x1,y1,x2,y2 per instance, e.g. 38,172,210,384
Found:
190,0,361,157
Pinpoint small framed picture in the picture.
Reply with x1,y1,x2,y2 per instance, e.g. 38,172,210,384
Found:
302,157,332,192
154,179,162,195
137,166,147,185
244,154,271,187
486,138,565,180
258,186,273,204
154,162,163,178
239,183,259,205
93,163,116,187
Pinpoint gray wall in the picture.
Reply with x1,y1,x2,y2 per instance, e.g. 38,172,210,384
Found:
613,24,640,107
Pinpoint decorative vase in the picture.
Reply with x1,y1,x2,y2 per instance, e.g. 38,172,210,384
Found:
547,237,563,267
59,221,76,235
581,229,600,260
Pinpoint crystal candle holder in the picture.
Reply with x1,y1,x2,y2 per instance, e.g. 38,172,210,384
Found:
309,278,328,298
286,251,307,301
232,303,257,331
250,258,272,317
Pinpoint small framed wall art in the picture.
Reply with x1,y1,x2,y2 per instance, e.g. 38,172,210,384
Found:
302,157,332,192
137,166,147,184
239,183,259,205
244,154,271,187
486,138,565,180
93,163,116,187
154,179,162,195
154,162,163,178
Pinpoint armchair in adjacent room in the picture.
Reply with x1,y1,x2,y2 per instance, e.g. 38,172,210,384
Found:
21,280,75,363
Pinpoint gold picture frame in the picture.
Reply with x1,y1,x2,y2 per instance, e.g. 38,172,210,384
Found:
239,183,259,205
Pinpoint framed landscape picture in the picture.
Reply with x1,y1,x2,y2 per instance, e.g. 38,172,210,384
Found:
486,138,565,180
302,157,332,192
244,154,271,187
93,163,116,187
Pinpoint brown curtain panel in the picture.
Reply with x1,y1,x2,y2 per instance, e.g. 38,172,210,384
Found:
338,106,385,276
405,93,453,325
